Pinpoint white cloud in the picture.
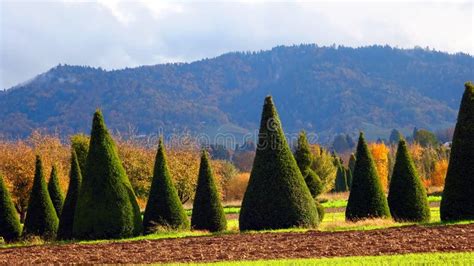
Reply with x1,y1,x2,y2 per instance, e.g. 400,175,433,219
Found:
1,0,472,89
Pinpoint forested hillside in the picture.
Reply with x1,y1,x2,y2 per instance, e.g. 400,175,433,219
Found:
1,44,472,141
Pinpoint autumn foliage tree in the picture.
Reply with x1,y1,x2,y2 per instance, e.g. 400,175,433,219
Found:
369,143,390,192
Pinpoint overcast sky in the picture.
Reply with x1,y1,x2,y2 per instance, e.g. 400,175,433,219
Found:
0,0,472,89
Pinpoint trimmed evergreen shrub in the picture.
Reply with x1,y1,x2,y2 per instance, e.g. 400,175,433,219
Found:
191,150,227,232
23,155,59,238
345,168,352,190
304,169,324,198
48,165,64,217
239,96,318,230
441,82,474,221
0,173,21,242
73,110,142,240
347,153,356,189
334,160,348,192
294,131,323,198
57,150,82,240
70,134,90,178
346,133,390,221
143,138,189,234
388,139,430,222
315,201,325,222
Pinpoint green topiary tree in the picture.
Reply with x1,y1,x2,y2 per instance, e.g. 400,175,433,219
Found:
23,155,59,238
294,131,323,198
346,133,390,221
0,173,21,242
239,96,318,230
347,153,356,189
334,160,348,192
143,137,189,234
73,110,142,240
388,139,430,222
48,165,64,217
441,82,474,221
57,150,82,240
191,150,227,232
70,134,90,178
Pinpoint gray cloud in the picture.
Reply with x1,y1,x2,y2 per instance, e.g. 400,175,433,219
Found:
1,0,472,89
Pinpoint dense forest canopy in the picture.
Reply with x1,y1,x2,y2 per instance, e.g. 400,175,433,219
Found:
1,44,472,142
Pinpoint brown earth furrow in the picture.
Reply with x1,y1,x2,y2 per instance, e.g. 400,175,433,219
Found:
0,224,473,264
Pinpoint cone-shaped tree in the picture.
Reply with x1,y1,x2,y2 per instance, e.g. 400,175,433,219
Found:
347,153,356,188
334,160,348,192
57,150,82,240
388,140,430,222
73,110,142,239
346,133,390,221
143,138,189,234
48,166,64,218
240,96,318,230
441,82,474,221
23,156,59,238
70,134,89,178
294,131,323,198
191,150,227,232
0,173,21,242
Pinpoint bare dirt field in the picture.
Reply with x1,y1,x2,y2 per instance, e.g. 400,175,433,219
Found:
0,224,472,264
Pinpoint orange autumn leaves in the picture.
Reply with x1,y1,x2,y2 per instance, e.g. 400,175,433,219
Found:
368,142,448,192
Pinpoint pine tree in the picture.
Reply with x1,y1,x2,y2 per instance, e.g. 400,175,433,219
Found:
294,131,323,198
23,155,59,238
239,96,318,230
73,110,142,239
143,137,189,234
48,165,64,218
388,139,430,222
346,133,390,221
57,150,82,240
191,150,227,232
441,82,474,221
0,173,21,242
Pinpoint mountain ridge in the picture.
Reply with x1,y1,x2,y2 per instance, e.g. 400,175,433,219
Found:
1,44,473,141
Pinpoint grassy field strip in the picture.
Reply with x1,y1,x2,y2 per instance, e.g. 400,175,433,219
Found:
163,252,474,265
4,207,471,249
183,196,442,215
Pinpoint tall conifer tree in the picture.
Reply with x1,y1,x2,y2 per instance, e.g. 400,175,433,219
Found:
73,110,142,239
441,82,474,221
240,96,318,230
143,137,189,233
346,133,390,221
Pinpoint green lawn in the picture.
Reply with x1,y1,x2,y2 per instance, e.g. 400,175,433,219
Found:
320,195,441,209
184,196,443,216
164,252,474,265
